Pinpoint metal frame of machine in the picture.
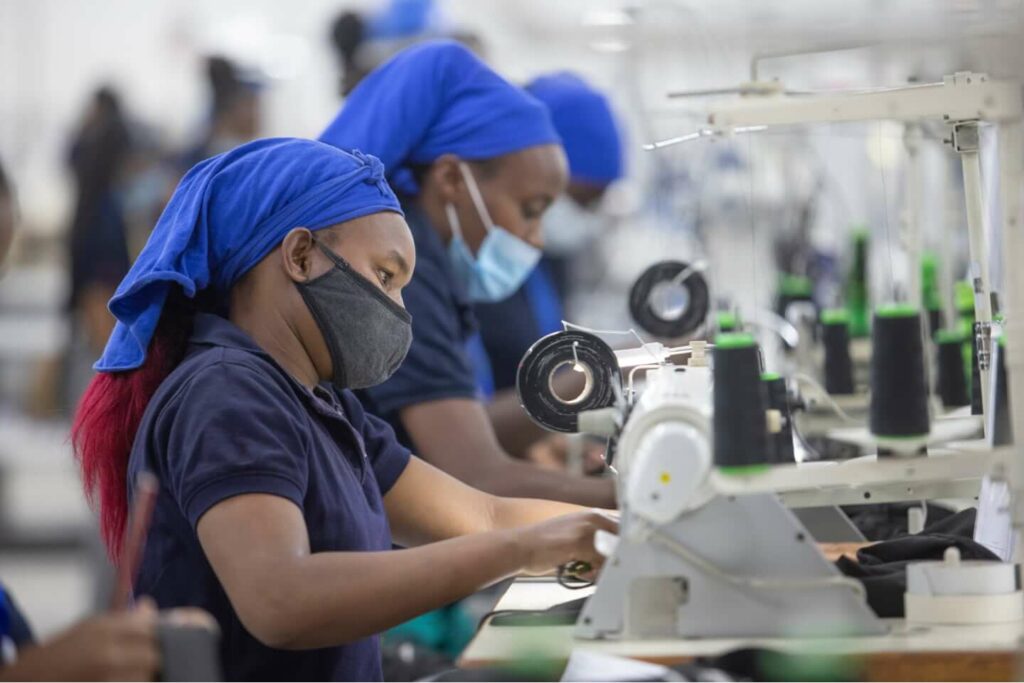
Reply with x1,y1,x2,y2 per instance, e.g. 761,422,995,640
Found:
569,71,1024,642
699,71,1024,515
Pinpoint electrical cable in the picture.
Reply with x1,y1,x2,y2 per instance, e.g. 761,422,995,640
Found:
792,372,859,423
791,416,825,462
557,562,596,590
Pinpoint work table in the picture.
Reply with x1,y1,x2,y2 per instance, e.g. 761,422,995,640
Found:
460,577,1023,681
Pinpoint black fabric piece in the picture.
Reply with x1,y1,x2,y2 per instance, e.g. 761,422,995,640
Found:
842,501,956,541
486,596,588,628
834,509,998,618
689,648,865,682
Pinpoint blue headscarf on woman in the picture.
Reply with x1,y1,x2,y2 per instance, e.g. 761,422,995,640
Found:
319,39,560,195
526,72,624,186
96,137,402,372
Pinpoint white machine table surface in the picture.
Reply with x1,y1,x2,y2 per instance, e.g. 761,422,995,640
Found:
460,578,1024,681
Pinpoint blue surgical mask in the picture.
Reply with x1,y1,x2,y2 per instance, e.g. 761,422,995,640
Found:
446,162,541,303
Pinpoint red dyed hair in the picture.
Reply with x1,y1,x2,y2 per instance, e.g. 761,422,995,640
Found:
71,297,194,562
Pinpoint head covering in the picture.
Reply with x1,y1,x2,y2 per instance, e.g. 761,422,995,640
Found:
526,72,624,186
96,137,402,372
319,39,560,195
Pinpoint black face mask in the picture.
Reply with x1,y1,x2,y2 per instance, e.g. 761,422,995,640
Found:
296,240,412,390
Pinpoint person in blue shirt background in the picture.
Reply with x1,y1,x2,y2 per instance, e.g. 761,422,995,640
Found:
70,138,614,681
320,41,616,510
472,72,626,463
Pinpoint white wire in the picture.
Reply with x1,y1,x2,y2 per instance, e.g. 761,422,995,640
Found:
627,364,663,397
792,372,859,423
561,320,660,363
645,524,866,600
670,259,708,287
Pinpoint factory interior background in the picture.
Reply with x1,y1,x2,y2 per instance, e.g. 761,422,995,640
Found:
2,0,1024,674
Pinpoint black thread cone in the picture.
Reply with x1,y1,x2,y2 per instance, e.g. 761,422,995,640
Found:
714,334,768,468
870,307,930,438
935,330,969,408
821,310,855,395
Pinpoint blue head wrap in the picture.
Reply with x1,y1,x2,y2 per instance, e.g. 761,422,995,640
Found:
95,137,402,372
526,72,624,186
319,40,560,195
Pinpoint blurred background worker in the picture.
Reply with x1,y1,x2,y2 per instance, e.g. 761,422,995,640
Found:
320,40,616,510
1,161,213,683
1,592,162,682
471,71,625,466
65,88,134,364
182,56,262,169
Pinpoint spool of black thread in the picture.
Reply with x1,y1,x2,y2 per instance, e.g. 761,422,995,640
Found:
993,336,1013,446
935,329,970,408
971,328,983,415
869,306,930,439
820,309,855,395
713,334,769,469
762,373,795,463
927,309,942,339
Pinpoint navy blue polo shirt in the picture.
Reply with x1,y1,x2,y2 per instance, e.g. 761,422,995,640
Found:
473,259,565,395
357,202,479,448
128,313,410,682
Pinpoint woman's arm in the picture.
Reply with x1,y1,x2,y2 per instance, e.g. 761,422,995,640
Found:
197,493,614,651
485,387,552,458
384,456,606,547
400,397,615,507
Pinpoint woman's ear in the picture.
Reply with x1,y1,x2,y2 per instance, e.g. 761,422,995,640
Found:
427,154,464,203
280,227,317,283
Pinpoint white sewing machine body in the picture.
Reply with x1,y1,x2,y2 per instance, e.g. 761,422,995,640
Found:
578,356,886,641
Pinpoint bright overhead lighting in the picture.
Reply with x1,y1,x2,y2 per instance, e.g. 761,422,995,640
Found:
589,39,632,53
582,9,634,27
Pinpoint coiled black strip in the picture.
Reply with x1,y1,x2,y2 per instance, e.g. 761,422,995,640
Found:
629,261,709,339
516,330,621,433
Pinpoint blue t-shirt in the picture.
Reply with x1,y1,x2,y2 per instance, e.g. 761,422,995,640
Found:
357,202,479,448
472,260,564,396
129,313,410,682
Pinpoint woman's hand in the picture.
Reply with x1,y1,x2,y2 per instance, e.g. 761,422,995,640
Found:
514,510,618,578
2,598,161,682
